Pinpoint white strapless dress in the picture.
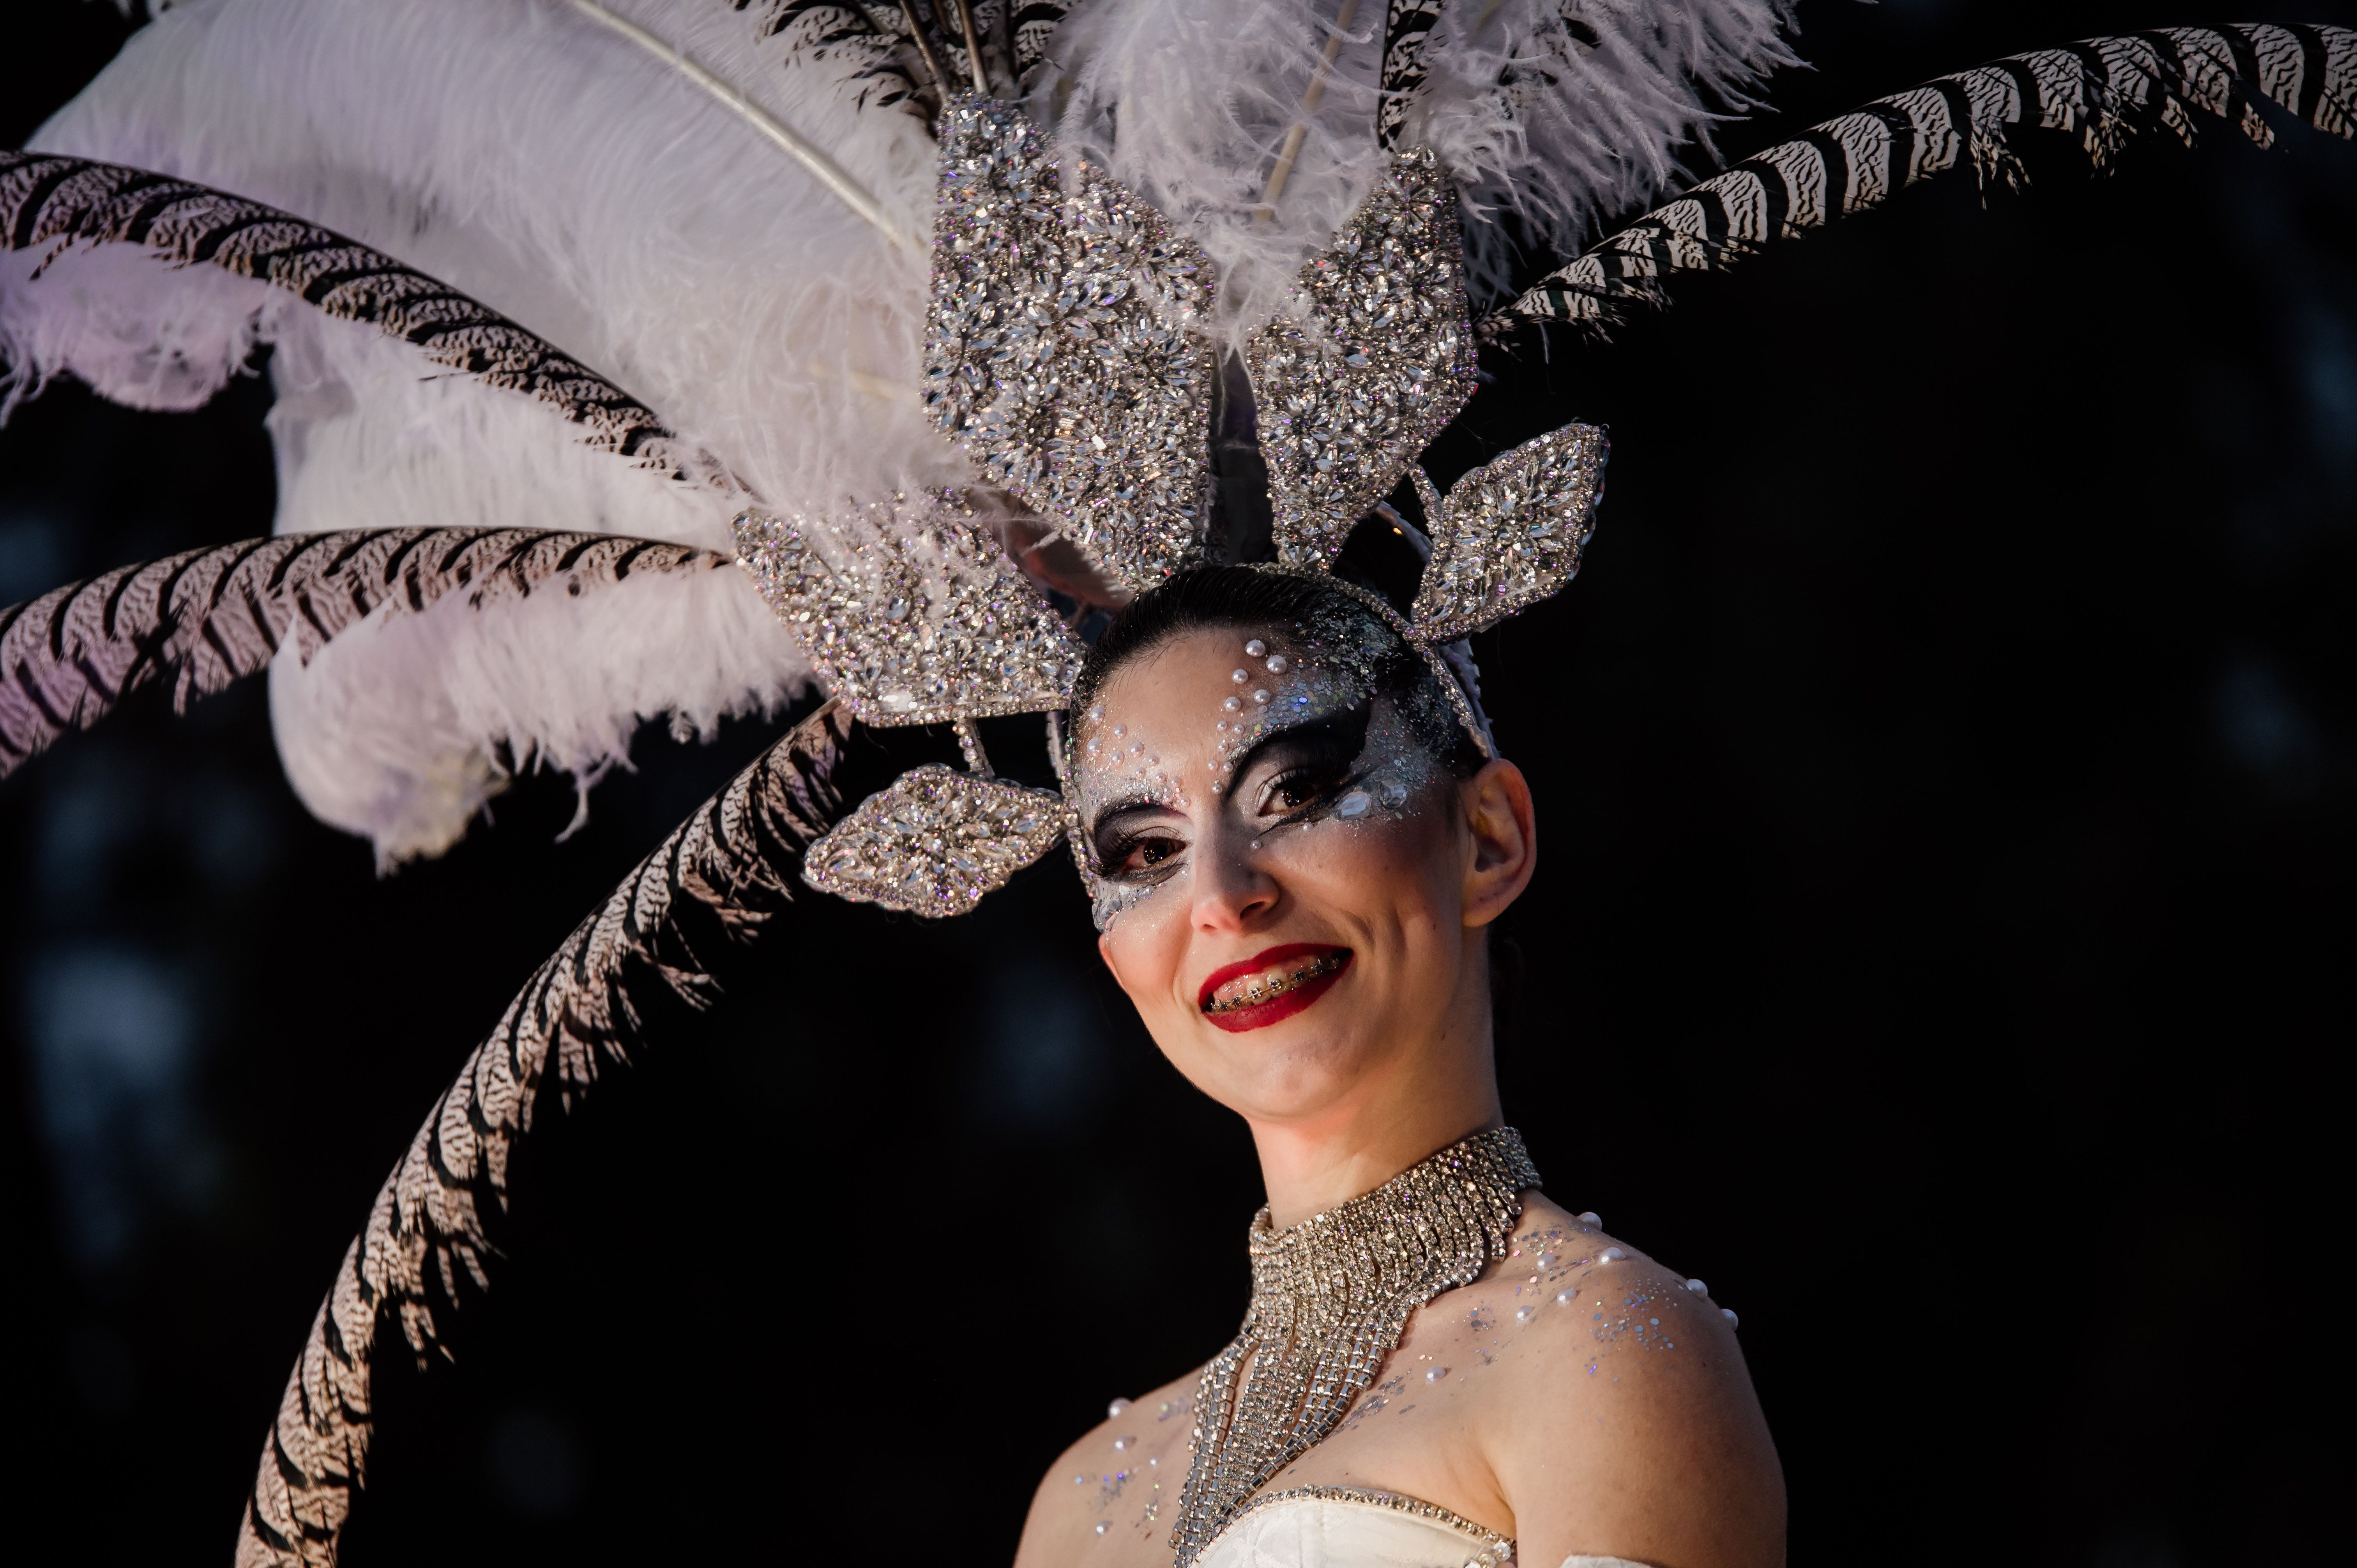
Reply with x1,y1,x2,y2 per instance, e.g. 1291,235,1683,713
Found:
1196,1486,1646,1568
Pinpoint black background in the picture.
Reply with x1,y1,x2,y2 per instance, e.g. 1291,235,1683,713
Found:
3,4,2349,1564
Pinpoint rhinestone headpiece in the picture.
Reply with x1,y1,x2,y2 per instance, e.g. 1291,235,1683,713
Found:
731,95,1608,917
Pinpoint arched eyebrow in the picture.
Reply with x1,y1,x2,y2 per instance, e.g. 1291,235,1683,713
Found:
1086,796,1179,835
1225,698,1375,791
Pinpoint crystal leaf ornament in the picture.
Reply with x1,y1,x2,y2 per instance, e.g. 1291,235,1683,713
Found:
1406,424,1608,643
733,497,1085,726
924,96,1219,597
801,765,1068,917
1250,149,1479,572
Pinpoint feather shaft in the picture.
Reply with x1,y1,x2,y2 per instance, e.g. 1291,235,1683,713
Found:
562,0,905,246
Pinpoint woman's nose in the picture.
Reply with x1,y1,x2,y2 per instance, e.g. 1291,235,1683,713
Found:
1191,835,1276,932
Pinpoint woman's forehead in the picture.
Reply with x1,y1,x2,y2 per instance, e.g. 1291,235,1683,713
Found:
1092,625,1299,724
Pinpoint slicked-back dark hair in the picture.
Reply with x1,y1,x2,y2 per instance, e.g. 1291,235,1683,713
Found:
1071,566,1484,778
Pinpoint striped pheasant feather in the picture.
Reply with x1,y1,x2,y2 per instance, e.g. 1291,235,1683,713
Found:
235,699,856,1568
1491,23,2357,335
0,530,732,781
0,150,718,480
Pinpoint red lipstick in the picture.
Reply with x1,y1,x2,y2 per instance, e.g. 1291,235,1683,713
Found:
1197,943,1353,1034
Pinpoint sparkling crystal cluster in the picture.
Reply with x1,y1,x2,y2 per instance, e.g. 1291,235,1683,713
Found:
1171,1128,1541,1567
1249,149,1479,572
732,499,1085,727
800,765,1069,917
1408,424,1609,643
925,95,1218,598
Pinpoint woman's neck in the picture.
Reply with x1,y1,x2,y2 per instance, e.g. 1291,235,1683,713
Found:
1247,1019,1504,1229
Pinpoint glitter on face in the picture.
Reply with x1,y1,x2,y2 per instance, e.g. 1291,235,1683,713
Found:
1069,604,1459,934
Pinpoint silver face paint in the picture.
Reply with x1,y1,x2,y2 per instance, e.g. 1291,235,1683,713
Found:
1069,604,1461,934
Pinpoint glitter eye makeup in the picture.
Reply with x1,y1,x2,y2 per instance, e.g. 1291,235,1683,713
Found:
1067,599,1473,932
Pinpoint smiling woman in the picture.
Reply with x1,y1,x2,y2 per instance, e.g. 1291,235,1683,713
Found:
1020,566,1785,1568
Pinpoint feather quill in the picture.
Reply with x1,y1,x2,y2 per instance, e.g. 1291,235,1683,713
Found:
0,526,800,867
1492,24,2357,335
235,700,857,1567
17,0,950,858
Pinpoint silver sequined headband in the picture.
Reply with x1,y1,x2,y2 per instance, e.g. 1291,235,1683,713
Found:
732,96,1608,916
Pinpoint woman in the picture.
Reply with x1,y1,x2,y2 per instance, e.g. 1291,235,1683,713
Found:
1,5,2346,1564
1015,567,1782,1568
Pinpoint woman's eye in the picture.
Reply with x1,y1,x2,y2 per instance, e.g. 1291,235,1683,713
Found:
1261,763,1348,816
1273,774,1326,811
1108,834,1184,876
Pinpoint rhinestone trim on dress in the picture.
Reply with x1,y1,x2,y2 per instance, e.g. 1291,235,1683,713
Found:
800,764,1068,916
1249,148,1479,574
924,95,1219,598
1170,1127,1541,1567
1219,1486,1515,1568
1407,424,1610,643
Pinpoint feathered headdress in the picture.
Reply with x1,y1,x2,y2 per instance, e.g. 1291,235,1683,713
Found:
2,4,2351,1562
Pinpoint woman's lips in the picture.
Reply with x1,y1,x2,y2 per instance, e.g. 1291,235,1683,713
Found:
1197,944,1354,1034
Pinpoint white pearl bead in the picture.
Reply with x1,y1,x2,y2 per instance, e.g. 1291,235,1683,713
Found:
1095,1522,1109,1536
1721,1308,1739,1328
1232,668,1249,683
1555,1289,1576,1306
1601,1246,1626,1262
1252,689,1272,704
1577,1211,1601,1227
1107,1397,1132,1418
1266,654,1290,673
1516,1305,1537,1323
1425,1366,1449,1383
1223,695,1241,712
1244,638,1267,657
1685,1278,1707,1295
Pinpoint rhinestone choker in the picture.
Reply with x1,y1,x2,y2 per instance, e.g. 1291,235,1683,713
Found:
1170,1127,1542,1566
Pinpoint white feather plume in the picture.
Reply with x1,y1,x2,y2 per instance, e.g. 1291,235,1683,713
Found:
10,0,1798,861
18,0,950,861
1037,0,1799,330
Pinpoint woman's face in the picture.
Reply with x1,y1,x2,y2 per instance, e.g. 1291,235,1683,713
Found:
1075,622,1536,1129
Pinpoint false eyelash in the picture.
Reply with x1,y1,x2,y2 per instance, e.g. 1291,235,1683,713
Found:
1094,830,1189,885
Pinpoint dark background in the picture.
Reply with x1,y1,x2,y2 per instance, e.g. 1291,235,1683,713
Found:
4,2,2349,1564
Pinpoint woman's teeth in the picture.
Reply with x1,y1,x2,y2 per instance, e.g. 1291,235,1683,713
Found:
1204,952,1346,1014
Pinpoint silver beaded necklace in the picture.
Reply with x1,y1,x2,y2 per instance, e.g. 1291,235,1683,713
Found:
1169,1127,1542,1566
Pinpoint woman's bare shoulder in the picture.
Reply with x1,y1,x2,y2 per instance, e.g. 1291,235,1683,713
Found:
1456,1195,1785,1568
1012,1365,1206,1568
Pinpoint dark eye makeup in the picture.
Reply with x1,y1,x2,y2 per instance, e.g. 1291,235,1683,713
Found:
1087,702,1377,882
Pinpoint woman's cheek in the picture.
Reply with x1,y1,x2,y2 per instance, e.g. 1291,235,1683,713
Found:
1097,879,1192,1010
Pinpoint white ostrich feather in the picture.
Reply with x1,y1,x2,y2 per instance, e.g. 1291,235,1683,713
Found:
9,0,1798,860
18,0,946,861
1037,0,1799,332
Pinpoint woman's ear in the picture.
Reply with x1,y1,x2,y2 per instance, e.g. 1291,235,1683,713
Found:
1459,759,1537,929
